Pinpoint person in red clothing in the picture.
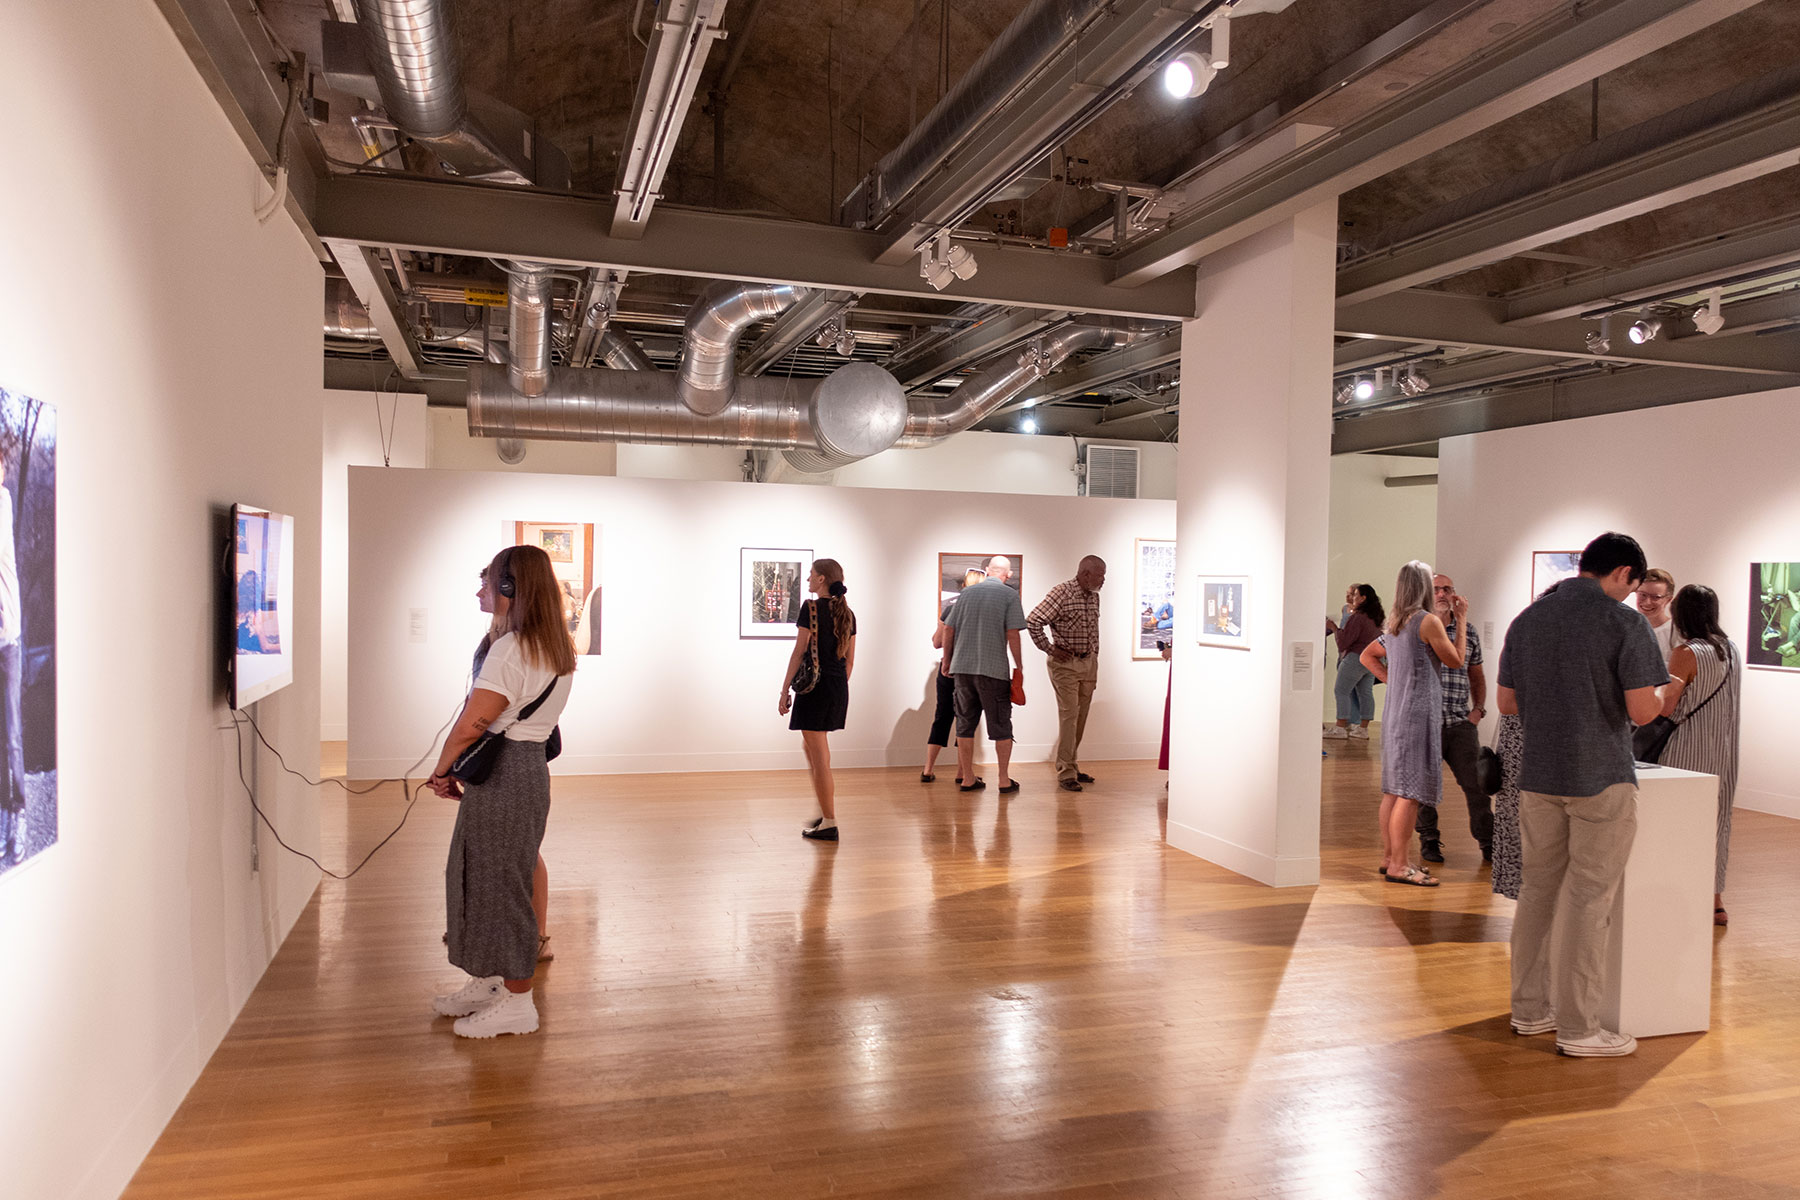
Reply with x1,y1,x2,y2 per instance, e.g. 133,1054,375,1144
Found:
1324,583,1385,740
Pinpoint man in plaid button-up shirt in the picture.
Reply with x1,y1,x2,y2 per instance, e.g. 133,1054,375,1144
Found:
1028,556,1107,791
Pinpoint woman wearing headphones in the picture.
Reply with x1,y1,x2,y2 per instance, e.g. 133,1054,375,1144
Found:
427,545,575,1037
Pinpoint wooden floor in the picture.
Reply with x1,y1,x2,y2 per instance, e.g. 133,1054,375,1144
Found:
128,742,1800,1199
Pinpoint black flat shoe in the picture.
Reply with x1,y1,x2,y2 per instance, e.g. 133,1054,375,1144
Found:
920,773,935,783
1076,773,1095,784
802,824,839,841
959,779,987,792
998,781,1020,794
1420,842,1445,864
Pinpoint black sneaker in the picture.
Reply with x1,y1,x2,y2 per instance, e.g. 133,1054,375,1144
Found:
1076,773,1096,784
1420,841,1445,863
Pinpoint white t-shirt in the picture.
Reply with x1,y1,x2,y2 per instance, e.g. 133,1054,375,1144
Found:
1649,618,1675,666
473,632,573,742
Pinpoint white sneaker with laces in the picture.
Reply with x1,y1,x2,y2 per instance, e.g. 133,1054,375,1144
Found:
453,989,539,1038
1557,1028,1636,1057
1322,725,1349,740
1347,725,1370,740
433,975,504,1018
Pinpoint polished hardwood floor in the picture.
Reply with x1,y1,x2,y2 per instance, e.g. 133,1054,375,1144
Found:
128,740,1800,1199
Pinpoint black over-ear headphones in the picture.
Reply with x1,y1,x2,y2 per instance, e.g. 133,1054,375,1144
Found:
493,548,517,598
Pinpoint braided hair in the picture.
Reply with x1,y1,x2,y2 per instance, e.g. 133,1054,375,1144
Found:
813,558,854,654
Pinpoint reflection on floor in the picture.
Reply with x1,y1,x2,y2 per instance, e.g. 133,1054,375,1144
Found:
126,742,1800,1199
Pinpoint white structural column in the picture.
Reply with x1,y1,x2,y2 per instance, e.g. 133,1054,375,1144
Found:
1166,201,1338,886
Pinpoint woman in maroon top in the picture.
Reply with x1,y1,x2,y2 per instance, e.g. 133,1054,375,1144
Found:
1324,583,1385,740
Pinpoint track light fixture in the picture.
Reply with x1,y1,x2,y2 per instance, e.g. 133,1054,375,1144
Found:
1163,51,1217,99
1585,330,1610,354
1020,416,1039,435
1692,289,1725,336
1398,366,1431,397
918,231,979,291
1334,382,1356,406
1627,315,1662,345
814,321,858,357
1352,375,1375,402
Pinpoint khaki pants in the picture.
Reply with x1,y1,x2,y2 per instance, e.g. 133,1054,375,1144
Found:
1510,783,1637,1040
1046,654,1099,782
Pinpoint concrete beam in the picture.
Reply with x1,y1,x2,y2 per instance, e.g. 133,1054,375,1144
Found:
1335,289,1800,375
1331,364,1800,453
1504,222,1800,324
1336,65,1800,304
1110,0,1765,286
314,173,1199,318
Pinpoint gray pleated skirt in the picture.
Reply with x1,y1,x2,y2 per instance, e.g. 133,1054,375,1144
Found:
445,738,550,980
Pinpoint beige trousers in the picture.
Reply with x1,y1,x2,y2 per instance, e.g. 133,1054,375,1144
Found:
1046,654,1099,782
1510,783,1638,1040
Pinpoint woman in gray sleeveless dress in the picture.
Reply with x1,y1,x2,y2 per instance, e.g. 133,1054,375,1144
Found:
1362,561,1467,887
1658,585,1741,925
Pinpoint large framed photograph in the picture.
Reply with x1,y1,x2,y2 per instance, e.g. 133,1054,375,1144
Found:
1133,538,1176,659
511,521,600,654
937,553,1023,621
1748,561,1800,671
742,548,811,639
1531,550,1581,600
1196,575,1250,650
0,384,56,881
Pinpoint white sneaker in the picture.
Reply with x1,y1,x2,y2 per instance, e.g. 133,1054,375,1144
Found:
1511,1013,1557,1035
453,988,539,1038
1322,726,1349,740
433,975,504,1017
1556,1028,1636,1057
1347,725,1370,740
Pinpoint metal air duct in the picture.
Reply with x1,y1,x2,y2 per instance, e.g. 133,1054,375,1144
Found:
502,262,555,397
351,0,466,139
678,281,810,415
600,330,656,371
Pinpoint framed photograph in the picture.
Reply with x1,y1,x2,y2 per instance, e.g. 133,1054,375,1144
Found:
1133,538,1176,659
742,548,812,639
1195,574,1250,650
1531,550,1581,600
510,521,600,654
937,553,1023,621
0,383,57,881
1748,561,1800,671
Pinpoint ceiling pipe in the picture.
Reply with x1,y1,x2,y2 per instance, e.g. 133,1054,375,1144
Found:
501,262,556,397
600,330,657,371
352,0,465,139
677,280,810,414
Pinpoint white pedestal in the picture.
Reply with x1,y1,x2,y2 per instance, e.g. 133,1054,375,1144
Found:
1602,765,1718,1038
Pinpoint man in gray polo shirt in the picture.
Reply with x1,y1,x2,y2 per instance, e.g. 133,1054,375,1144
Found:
941,556,1027,795
1498,531,1667,1058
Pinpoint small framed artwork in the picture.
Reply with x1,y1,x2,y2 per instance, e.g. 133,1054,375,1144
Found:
511,521,600,653
1133,538,1176,659
1748,561,1800,671
742,548,812,639
1195,575,1250,650
1531,550,1581,600
937,553,1023,621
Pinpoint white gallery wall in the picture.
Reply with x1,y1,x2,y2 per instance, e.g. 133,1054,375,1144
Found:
347,468,1174,777
1321,454,1438,722
1438,387,1800,819
0,3,324,1197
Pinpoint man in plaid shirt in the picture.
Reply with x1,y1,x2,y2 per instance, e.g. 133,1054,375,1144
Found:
1028,556,1107,792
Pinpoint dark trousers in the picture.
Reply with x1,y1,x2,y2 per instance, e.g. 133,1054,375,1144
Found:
926,671,957,748
1417,719,1493,850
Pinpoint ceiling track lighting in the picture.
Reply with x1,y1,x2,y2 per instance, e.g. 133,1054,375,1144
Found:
1163,13,1227,100
1398,365,1431,397
1627,314,1663,345
918,230,978,292
814,320,858,357
1584,312,1615,355
1692,288,1726,336
1333,382,1356,406
1352,373,1376,402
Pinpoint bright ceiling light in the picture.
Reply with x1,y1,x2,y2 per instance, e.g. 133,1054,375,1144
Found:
1627,316,1662,344
1020,416,1039,434
1163,51,1216,100
1352,376,1375,401
1692,289,1725,336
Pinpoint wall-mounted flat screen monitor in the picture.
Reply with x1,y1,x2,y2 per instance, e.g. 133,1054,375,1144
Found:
231,503,295,709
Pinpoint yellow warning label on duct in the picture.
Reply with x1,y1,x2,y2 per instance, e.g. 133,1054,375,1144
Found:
463,287,508,306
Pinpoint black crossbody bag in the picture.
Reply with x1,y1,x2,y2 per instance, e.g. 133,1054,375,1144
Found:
450,677,563,784
1633,668,1727,765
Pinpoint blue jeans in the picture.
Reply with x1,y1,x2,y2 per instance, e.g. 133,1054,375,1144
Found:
1333,654,1376,723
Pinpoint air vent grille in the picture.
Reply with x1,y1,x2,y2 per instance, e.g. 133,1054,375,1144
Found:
1085,445,1139,498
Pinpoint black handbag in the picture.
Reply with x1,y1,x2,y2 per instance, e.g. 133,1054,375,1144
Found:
1475,745,1503,796
790,600,823,696
450,677,562,784
1633,670,1727,764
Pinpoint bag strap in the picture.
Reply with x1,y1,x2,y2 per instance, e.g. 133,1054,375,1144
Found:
1672,644,1731,727
517,676,560,722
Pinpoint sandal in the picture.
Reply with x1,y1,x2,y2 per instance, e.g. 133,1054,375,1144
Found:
1384,865,1439,887
1714,907,1729,927
537,934,554,962
920,773,936,783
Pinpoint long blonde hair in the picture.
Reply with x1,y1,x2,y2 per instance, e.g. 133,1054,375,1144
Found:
1388,560,1433,635
813,558,854,655
487,545,577,676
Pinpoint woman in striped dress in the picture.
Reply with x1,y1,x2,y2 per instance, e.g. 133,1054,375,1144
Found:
1658,584,1742,927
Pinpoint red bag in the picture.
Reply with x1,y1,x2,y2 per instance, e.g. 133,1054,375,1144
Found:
1010,667,1027,706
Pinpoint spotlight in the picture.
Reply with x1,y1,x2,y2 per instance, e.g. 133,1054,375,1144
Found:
1585,330,1610,354
1333,382,1356,406
1020,416,1039,434
1627,316,1662,345
945,242,978,281
1398,367,1431,397
918,232,978,291
1352,376,1375,402
1163,51,1216,100
835,327,858,356
1692,289,1725,336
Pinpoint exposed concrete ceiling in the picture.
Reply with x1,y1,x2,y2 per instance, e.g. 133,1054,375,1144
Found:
194,0,1800,456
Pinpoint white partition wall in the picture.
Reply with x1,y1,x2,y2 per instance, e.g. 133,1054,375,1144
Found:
1439,387,1800,820
347,468,1175,777
1166,203,1338,887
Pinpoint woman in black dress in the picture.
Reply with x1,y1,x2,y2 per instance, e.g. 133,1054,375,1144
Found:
779,558,857,841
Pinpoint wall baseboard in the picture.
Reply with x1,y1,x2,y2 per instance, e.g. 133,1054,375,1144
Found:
1165,819,1320,887
1735,791,1800,821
